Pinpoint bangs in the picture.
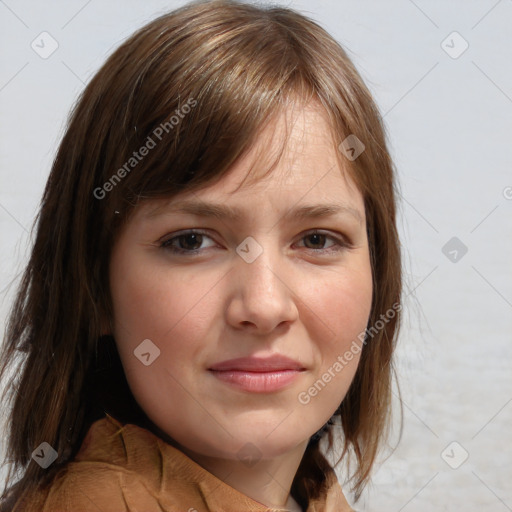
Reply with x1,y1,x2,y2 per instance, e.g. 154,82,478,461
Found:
100,9,321,218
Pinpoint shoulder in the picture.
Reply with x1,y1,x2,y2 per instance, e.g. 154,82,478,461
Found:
13,468,125,511
13,458,167,512
13,415,169,512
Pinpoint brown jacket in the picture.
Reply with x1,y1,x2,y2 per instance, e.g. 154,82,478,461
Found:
14,414,354,512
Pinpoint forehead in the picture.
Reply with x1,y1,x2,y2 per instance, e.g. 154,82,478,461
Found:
228,100,354,186
139,100,364,221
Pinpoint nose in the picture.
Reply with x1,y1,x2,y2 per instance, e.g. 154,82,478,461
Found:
225,241,299,334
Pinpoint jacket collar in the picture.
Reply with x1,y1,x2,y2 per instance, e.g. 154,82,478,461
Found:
75,414,353,512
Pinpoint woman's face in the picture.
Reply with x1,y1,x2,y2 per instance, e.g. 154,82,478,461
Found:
109,102,373,462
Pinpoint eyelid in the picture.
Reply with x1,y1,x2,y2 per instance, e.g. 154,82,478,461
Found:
159,228,352,255
296,229,352,248
159,229,216,250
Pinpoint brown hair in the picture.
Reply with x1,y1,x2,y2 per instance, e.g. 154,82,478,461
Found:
0,0,402,508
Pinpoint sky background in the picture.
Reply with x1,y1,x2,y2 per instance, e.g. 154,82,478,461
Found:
1,1,511,510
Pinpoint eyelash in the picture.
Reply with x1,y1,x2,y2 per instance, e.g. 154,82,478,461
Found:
159,229,350,256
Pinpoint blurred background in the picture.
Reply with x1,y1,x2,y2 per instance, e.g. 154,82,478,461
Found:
1,1,511,510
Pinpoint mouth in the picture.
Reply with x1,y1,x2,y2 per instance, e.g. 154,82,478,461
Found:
208,354,306,372
208,368,305,393
207,354,307,393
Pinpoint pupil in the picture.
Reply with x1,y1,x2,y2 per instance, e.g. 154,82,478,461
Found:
306,233,325,248
181,233,202,250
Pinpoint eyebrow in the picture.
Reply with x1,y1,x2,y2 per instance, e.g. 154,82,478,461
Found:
146,200,363,224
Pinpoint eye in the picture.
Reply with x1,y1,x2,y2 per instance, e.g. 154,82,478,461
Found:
160,230,216,254
159,229,350,256
295,230,349,253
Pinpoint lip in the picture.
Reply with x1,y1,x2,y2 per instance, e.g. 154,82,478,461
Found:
208,355,306,393
208,355,306,372
209,369,304,393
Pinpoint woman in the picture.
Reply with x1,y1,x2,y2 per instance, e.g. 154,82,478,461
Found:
0,1,402,510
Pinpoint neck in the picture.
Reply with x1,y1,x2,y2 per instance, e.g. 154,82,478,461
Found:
178,440,309,510
142,417,308,510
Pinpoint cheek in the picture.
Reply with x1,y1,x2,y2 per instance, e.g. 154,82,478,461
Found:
108,249,242,451
304,262,373,349
333,271,372,349
109,249,221,370
296,261,373,406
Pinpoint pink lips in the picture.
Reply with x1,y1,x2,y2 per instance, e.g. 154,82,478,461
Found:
208,355,306,393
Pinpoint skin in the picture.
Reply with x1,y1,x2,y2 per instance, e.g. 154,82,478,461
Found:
108,101,373,510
